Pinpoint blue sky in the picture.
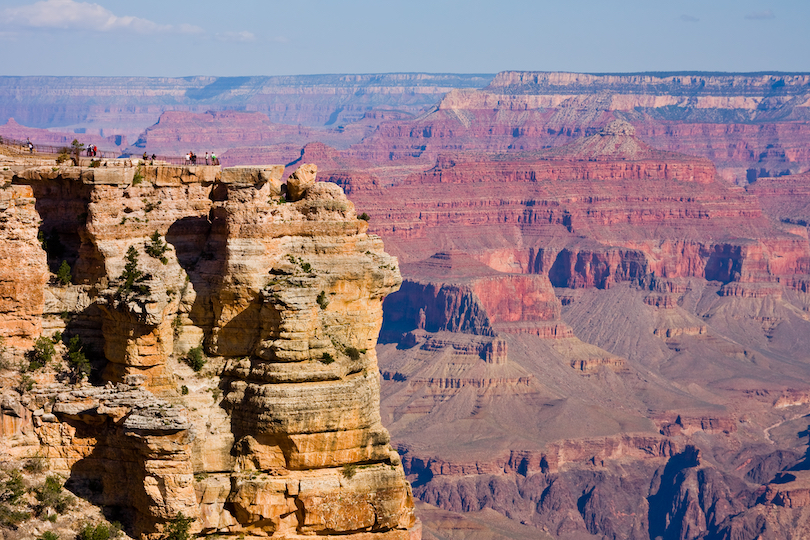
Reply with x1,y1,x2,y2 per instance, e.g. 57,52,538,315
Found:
1,0,808,76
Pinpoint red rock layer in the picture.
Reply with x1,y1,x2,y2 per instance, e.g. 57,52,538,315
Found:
747,171,810,225
345,125,810,293
339,72,810,183
382,252,571,339
400,434,677,478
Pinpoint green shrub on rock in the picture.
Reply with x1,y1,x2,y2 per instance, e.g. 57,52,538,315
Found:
184,346,206,372
28,336,56,370
145,231,169,264
77,521,121,540
67,335,91,379
56,260,72,285
33,475,73,516
161,512,193,540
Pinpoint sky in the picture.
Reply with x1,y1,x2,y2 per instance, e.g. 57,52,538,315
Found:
0,0,809,76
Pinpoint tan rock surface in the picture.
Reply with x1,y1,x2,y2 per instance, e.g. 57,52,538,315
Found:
286,163,318,201
0,157,418,539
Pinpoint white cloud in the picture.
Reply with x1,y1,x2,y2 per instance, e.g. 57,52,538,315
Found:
745,9,775,20
3,0,202,34
679,14,699,23
215,30,257,43
177,23,204,35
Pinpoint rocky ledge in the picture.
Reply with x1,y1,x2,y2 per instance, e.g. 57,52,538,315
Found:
0,152,419,539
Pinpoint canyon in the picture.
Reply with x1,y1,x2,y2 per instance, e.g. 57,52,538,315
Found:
316,117,810,539
6,71,810,183
5,71,810,539
0,74,492,144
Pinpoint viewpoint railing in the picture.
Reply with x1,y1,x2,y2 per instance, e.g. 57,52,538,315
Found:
0,135,121,159
0,135,216,166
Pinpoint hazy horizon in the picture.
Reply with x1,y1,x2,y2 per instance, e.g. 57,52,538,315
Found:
1,0,808,77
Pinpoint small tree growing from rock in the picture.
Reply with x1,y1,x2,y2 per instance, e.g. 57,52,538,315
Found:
67,335,91,379
161,512,193,540
184,345,206,372
70,139,84,162
56,260,72,285
145,231,169,264
28,336,55,370
117,246,148,297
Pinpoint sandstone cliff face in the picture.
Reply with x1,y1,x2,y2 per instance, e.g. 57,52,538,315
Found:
0,154,418,539
0,180,48,347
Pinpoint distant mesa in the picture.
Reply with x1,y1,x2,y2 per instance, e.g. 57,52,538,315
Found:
599,119,635,136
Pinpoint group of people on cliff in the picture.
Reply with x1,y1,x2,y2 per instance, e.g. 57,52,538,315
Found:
185,151,219,166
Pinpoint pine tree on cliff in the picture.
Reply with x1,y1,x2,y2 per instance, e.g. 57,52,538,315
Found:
117,246,148,296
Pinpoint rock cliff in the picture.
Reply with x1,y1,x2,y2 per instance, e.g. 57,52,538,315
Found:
330,121,810,539
0,150,419,539
337,71,810,184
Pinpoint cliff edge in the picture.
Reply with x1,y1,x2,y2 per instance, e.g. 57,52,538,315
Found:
0,151,419,539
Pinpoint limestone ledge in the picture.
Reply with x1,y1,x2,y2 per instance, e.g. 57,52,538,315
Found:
0,160,417,539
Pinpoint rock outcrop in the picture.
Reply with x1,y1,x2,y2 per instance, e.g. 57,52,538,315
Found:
0,152,418,539
0,179,48,347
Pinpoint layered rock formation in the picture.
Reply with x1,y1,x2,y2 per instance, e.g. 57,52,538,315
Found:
747,171,810,226
335,71,810,184
7,71,810,187
0,150,418,539
8,69,810,539
0,171,48,347
127,111,324,162
323,121,810,539
0,74,492,141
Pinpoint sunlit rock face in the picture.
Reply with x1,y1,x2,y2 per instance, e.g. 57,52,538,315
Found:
0,155,418,539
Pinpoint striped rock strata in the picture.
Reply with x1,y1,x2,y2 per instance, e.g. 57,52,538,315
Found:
0,156,418,539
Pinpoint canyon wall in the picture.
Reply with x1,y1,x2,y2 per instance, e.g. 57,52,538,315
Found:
7,71,810,186
350,122,810,539
0,74,493,142
335,71,810,184
7,70,810,539
0,151,419,539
